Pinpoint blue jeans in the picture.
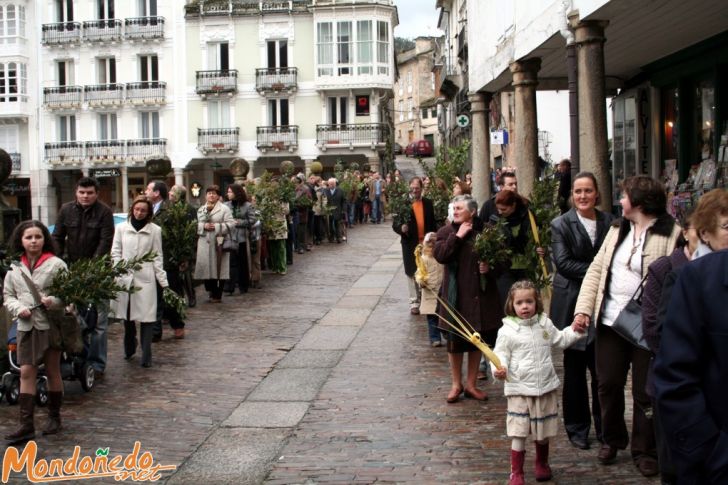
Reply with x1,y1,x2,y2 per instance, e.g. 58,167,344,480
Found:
371,196,382,222
87,303,109,373
347,202,355,226
427,314,442,343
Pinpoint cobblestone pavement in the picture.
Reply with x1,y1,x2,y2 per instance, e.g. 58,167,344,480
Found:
0,220,658,484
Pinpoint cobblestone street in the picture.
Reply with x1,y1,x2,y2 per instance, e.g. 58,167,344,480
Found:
1,218,656,484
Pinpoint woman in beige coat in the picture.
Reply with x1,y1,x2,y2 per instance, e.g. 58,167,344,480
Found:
112,197,168,368
194,185,234,302
573,176,681,476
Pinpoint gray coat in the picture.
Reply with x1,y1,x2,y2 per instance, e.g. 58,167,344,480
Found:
194,201,235,280
225,201,257,244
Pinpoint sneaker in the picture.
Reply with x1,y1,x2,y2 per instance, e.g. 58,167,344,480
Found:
431,340,442,347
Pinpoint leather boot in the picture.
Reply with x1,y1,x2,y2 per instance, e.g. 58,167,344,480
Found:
535,441,553,481
42,391,63,435
4,393,35,444
509,449,525,485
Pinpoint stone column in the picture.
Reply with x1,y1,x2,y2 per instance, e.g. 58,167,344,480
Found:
368,156,381,174
120,166,129,213
572,19,611,209
509,58,541,198
304,158,314,177
174,167,184,186
469,92,492,206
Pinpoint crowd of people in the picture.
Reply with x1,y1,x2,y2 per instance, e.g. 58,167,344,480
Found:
399,169,728,484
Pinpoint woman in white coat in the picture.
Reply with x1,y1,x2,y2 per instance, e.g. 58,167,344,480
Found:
111,196,168,368
194,185,234,302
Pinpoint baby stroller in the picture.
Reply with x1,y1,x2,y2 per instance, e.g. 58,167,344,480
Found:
1,308,96,406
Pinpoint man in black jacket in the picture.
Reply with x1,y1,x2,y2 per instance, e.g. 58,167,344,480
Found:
325,177,346,243
52,177,115,376
479,171,518,223
392,177,437,314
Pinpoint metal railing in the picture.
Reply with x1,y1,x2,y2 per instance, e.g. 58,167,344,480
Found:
82,19,122,42
195,70,238,95
198,128,239,153
316,123,386,146
256,125,298,150
43,86,83,108
125,16,165,40
44,142,84,163
255,67,298,93
127,138,167,161
85,140,125,161
126,81,166,105
41,22,82,45
85,84,125,106
9,152,20,172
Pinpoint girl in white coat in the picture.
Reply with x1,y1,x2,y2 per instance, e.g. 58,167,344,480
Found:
492,280,585,485
111,197,168,368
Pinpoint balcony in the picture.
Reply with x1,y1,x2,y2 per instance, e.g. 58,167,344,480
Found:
316,123,387,150
457,25,468,61
41,22,82,45
125,17,165,41
83,19,122,43
256,125,298,153
126,81,166,105
85,140,125,162
195,70,238,97
9,153,21,173
127,138,167,161
255,67,298,94
85,84,125,107
198,128,239,154
44,141,84,165
185,0,308,18
43,86,83,109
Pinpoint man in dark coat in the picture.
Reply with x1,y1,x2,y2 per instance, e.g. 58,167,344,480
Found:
392,177,436,314
147,180,172,342
556,159,572,214
52,176,115,376
653,249,728,484
479,171,517,223
325,177,346,243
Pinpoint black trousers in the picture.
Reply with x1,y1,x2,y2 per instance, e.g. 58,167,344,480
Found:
562,342,602,442
124,321,153,366
204,279,224,300
163,269,185,329
225,243,250,293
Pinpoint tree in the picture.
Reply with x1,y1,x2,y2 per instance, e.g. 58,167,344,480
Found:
395,37,416,53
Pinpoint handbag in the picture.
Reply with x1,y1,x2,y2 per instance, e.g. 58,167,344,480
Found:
220,222,237,253
19,271,84,354
611,275,649,351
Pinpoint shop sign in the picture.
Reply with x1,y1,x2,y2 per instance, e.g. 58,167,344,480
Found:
91,168,121,178
637,88,650,174
2,181,30,195
490,129,509,145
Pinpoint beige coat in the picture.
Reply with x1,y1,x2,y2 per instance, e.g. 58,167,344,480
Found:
3,257,67,331
574,216,681,324
416,251,444,315
111,221,168,323
194,201,235,280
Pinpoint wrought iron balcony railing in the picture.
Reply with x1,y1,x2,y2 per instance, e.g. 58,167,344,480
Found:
85,140,125,161
126,81,166,105
256,125,298,151
124,16,165,40
127,138,167,161
316,123,387,147
255,67,298,93
195,70,238,96
82,19,122,42
85,84,125,106
44,142,84,164
43,86,83,109
41,22,82,45
198,128,239,153
185,0,309,18
9,152,20,172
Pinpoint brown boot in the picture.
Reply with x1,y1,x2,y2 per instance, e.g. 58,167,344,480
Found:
534,441,553,481
42,391,63,435
4,393,35,444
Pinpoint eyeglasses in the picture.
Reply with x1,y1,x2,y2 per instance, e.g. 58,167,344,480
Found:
720,222,728,231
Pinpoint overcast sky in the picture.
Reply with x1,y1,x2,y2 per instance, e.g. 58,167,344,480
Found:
394,0,442,39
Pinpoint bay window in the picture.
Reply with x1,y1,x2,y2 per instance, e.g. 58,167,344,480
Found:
316,20,390,77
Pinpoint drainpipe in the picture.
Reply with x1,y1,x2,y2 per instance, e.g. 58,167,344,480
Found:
560,2,579,177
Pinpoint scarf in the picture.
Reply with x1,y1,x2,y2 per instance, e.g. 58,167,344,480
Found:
21,252,54,273
131,217,147,232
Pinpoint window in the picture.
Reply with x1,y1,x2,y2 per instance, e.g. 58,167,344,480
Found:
139,111,160,138
57,60,74,86
97,0,115,19
357,20,372,75
355,95,370,116
208,42,229,70
138,0,157,16
407,99,413,120
208,100,230,128
431,73,435,91
58,115,76,141
267,40,288,69
0,126,18,153
97,57,116,84
55,0,74,22
0,5,26,43
328,96,348,125
421,108,428,119
431,108,437,119
407,71,412,92
139,55,158,81
0,62,27,102
268,99,289,126
337,21,352,75
317,22,333,76
98,113,118,140
398,100,403,121
376,21,389,75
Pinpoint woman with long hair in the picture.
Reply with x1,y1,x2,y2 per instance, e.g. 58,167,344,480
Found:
4,221,67,443
225,183,257,294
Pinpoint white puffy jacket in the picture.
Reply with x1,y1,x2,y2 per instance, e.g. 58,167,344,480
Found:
491,314,585,397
